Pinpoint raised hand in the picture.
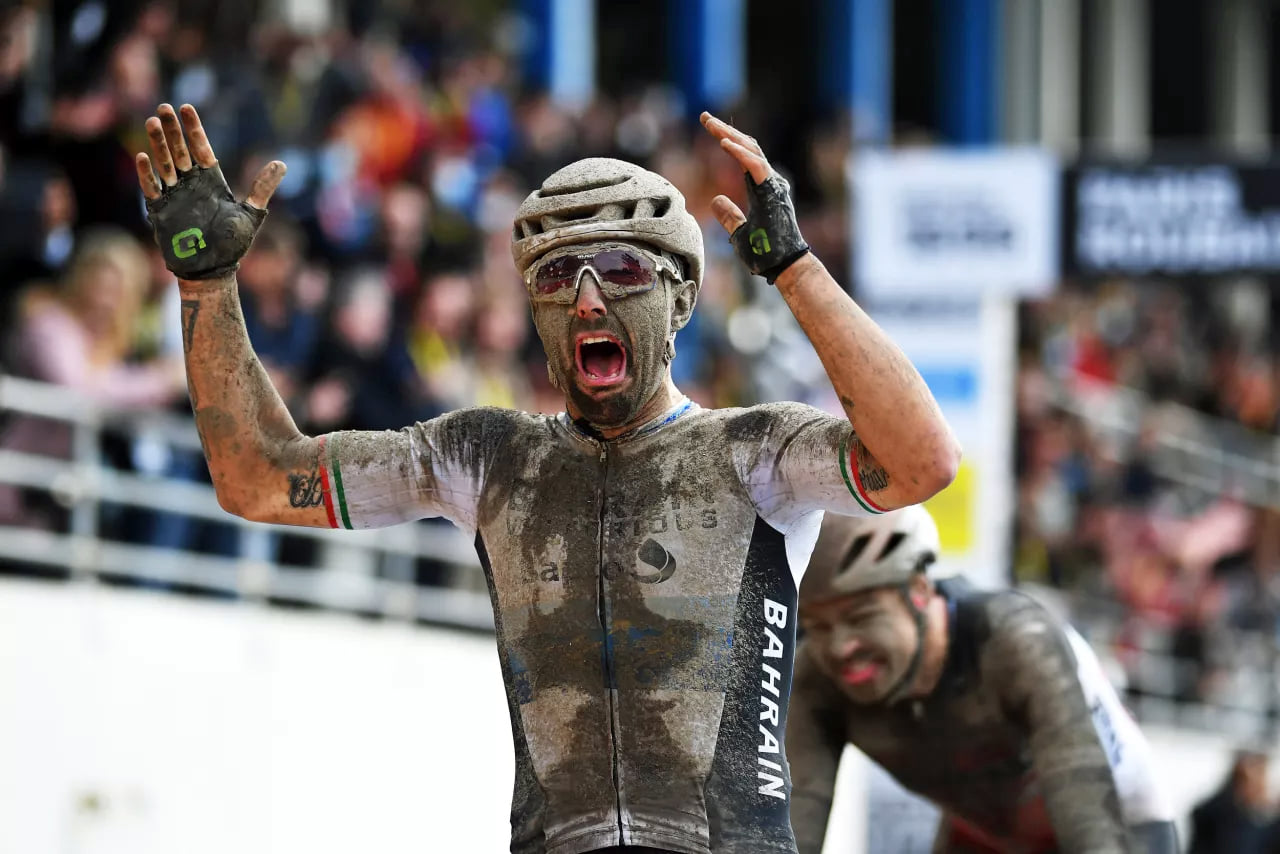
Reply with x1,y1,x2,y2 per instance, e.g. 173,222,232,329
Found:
136,103,286,281
700,111,809,284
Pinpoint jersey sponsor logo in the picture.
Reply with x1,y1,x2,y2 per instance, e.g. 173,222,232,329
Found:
1090,700,1123,768
634,538,676,583
758,598,788,800
607,508,718,537
601,536,680,584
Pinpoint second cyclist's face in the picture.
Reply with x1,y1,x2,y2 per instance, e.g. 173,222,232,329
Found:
801,588,919,704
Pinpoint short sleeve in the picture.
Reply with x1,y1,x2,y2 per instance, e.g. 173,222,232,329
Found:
731,402,886,535
319,407,517,531
1062,627,1173,826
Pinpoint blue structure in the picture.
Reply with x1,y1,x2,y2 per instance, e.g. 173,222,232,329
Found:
821,0,892,145
937,0,1000,144
669,0,746,116
519,0,1002,146
521,0,596,108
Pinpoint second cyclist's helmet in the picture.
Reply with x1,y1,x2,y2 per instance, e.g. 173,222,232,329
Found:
800,505,941,605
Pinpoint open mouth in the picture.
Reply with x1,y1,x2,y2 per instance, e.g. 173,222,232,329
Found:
575,332,628,388
840,655,884,687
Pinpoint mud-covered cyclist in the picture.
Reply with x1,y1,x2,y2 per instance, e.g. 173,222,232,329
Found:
788,507,1178,854
135,103,960,854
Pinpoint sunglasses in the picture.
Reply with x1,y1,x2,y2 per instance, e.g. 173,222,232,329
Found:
524,244,679,303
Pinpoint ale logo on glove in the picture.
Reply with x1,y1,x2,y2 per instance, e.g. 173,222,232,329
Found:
172,227,207,259
749,228,771,256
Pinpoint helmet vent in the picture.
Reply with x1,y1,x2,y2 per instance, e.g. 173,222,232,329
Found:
877,532,907,562
838,534,872,574
650,197,671,217
539,174,631,197
541,209,593,229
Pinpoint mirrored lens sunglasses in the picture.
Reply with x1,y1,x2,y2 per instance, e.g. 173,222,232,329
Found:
525,245,678,303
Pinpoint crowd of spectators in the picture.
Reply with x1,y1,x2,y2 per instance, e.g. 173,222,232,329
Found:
2,0,1278,722
1014,277,1280,713
1188,749,1280,854
0,0,841,567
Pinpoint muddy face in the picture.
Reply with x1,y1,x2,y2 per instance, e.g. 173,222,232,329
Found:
530,245,680,431
801,588,919,704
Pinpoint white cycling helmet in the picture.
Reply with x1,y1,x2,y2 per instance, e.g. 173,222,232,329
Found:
801,505,941,605
511,157,704,289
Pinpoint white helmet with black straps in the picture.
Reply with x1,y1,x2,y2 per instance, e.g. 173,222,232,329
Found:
800,505,941,606
802,505,942,706
511,157,704,289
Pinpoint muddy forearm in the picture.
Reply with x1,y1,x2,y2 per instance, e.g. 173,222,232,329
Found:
773,254,960,507
178,276,317,519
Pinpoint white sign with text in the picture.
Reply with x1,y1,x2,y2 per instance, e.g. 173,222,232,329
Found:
854,148,1059,297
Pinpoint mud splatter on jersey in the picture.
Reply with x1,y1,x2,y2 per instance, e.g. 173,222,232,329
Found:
788,580,1173,854
321,400,880,854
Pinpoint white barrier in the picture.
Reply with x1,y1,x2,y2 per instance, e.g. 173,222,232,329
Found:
0,578,513,854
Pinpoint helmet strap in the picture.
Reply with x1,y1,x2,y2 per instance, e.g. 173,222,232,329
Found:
883,583,928,706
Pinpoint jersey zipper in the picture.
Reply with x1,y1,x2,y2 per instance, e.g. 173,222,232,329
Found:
595,441,627,845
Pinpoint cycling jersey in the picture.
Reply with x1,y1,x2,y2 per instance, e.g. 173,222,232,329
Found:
788,579,1176,854
318,399,882,854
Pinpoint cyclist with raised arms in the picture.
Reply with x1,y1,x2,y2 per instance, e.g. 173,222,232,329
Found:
788,506,1178,854
134,103,960,854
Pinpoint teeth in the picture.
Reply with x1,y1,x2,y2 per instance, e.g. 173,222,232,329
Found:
582,336,614,345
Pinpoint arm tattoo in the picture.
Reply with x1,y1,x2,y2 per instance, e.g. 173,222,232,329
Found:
286,462,325,508
856,440,890,492
180,299,201,353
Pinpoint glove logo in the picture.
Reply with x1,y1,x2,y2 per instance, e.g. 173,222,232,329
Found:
172,227,207,259
749,228,771,256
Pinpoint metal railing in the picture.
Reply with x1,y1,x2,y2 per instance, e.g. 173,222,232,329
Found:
1037,378,1280,738
3,373,1278,738
1026,582,1280,742
0,375,494,630
1051,376,1280,509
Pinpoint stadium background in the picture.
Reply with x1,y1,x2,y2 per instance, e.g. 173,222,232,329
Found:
0,0,1277,851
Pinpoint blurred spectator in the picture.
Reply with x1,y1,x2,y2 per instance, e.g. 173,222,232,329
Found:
470,287,533,411
0,5,38,147
0,159,76,334
237,215,323,407
378,180,435,305
0,228,184,527
408,265,478,412
305,265,437,432
330,37,433,188
1188,751,1278,854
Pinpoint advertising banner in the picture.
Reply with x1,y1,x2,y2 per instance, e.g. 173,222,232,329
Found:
862,296,1014,590
1064,162,1280,276
854,148,1060,298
